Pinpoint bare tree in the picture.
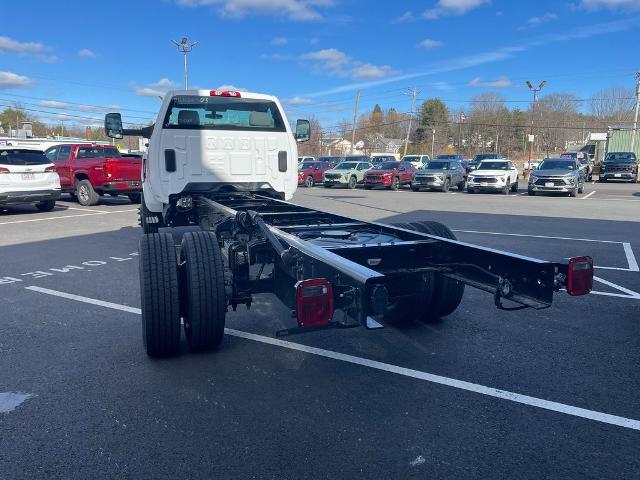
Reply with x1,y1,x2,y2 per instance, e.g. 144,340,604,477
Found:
589,86,634,123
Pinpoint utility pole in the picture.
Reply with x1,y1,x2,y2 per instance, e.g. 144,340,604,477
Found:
172,36,198,90
403,87,418,157
431,129,436,158
350,89,360,154
526,80,546,175
631,72,640,154
457,111,466,154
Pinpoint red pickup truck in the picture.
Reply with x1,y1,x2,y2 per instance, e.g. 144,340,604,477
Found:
44,144,142,206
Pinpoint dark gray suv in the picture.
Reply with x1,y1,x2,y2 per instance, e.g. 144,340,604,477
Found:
528,158,585,197
411,160,466,192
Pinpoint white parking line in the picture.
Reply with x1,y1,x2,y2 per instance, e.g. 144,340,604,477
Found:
593,276,640,300
64,207,111,214
24,285,640,432
582,191,596,199
0,209,137,226
452,230,639,272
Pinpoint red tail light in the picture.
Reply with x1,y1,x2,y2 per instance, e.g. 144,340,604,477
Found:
295,279,334,328
0,167,9,174
104,162,113,178
210,90,241,97
44,166,57,173
567,256,593,296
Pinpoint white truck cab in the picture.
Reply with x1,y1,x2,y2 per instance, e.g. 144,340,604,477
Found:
105,89,310,220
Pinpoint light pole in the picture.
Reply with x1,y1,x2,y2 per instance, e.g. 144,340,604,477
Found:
431,129,436,158
631,72,640,153
526,80,546,175
403,87,418,157
172,36,198,90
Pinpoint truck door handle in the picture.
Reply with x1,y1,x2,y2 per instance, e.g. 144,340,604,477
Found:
165,149,176,172
278,151,287,172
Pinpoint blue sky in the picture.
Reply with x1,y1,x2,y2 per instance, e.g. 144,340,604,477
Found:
1,0,639,128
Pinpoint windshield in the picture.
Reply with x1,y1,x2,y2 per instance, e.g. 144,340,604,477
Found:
319,156,343,163
299,162,315,170
372,162,398,170
436,155,456,160
163,95,286,132
333,162,357,170
402,156,420,162
473,154,498,161
604,152,636,163
345,156,367,162
0,149,50,165
538,159,576,170
421,161,450,170
477,161,508,170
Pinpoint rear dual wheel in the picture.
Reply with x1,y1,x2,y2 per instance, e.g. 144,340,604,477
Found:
386,221,465,324
35,200,56,212
138,231,226,357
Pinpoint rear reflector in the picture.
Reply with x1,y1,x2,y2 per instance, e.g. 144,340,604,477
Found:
295,278,334,328
44,166,57,173
210,90,241,97
567,256,593,296
0,167,9,174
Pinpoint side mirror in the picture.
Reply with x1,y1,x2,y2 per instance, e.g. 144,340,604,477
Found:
295,119,310,143
105,113,124,139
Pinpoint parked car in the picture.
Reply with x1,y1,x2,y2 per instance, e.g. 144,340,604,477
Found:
466,153,503,173
467,160,519,194
561,151,593,181
298,160,335,187
401,154,430,168
599,152,638,183
411,159,466,192
298,156,315,163
370,154,397,165
363,161,416,190
528,158,585,197
322,160,373,189
44,143,142,206
0,147,61,212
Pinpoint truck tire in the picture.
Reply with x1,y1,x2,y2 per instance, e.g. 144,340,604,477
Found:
128,193,142,204
406,221,466,321
35,200,56,212
180,231,226,352
384,223,435,325
139,233,181,357
139,195,163,234
76,179,99,206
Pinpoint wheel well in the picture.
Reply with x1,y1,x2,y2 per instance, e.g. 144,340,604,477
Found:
75,173,89,183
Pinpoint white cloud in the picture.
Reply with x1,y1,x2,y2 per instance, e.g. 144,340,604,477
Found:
301,48,397,80
283,96,314,105
581,0,640,10
271,37,288,46
132,78,179,97
417,38,444,48
174,0,335,21
393,11,416,23
39,100,120,113
0,36,46,54
351,64,396,80
468,76,512,88
528,12,558,24
301,48,350,74
423,0,490,19
78,48,96,58
0,71,33,89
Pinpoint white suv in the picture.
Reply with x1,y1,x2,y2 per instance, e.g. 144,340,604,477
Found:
0,147,61,211
105,89,309,230
466,159,519,194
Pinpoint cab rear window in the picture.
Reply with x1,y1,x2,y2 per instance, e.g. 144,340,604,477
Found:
163,96,287,132
76,147,121,158
0,149,49,165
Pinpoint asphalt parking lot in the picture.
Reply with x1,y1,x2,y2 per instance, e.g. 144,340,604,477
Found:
1,182,639,479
